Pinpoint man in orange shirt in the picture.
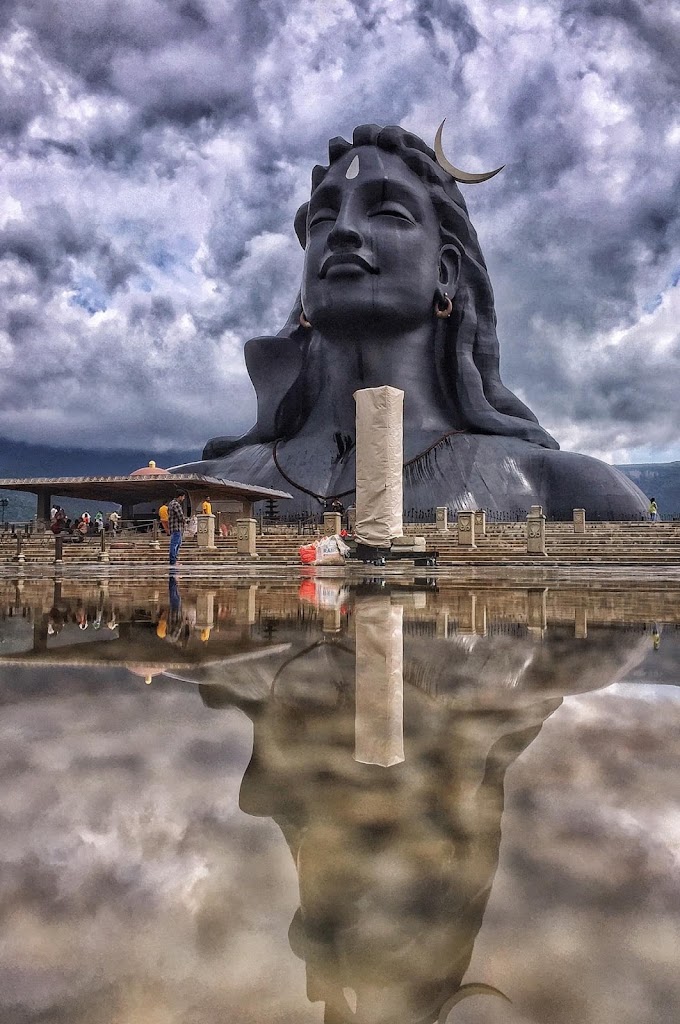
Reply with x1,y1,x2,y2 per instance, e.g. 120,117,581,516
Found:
158,503,170,535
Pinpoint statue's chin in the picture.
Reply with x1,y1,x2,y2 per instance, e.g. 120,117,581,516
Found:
307,301,428,338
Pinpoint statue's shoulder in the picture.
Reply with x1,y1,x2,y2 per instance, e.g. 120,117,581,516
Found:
527,445,647,520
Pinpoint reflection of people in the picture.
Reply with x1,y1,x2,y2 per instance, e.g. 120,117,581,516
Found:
173,124,646,520
168,573,181,615
652,623,661,650
167,493,187,566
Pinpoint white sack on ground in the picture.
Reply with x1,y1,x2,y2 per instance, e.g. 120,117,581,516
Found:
354,386,404,547
354,596,404,768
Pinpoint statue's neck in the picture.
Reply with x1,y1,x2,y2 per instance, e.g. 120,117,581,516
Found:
301,326,450,437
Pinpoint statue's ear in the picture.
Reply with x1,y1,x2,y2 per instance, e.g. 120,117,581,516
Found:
438,243,461,293
294,203,308,248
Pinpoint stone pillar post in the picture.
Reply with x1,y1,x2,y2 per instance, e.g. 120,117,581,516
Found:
323,512,342,536
99,529,109,563
574,605,588,639
526,505,547,556
235,585,257,625
573,508,586,534
474,598,488,637
236,518,258,558
196,514,216,550
196,591,215,630
527,588,548,635
36,490,51,529
322,607,342,633
435,506,449,533
458,593,476,634
457,510,476,548
54,535,63,566
13,534,24,564
474,509,487,537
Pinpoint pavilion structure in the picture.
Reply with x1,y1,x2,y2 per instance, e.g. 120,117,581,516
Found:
0,460,292,525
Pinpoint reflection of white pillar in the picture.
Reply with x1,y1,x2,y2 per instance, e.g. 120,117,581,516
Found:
354,598,404,768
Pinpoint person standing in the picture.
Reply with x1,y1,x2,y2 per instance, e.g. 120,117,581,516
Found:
201,497,212,516
158,502,170,535
167,492,187,566
648,497,658,522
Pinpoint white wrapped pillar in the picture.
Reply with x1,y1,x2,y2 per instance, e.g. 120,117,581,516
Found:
354,386,404,547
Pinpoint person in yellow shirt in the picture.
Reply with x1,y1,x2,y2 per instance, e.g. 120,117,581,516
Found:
201,497,212,516
158,503,170,535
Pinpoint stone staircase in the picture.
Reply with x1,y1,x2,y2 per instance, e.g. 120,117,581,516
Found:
1,520,679,567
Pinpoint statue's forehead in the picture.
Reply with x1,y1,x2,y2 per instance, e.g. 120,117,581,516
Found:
320,145,420,188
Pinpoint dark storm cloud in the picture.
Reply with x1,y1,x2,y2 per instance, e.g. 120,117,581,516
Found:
0,0,677,459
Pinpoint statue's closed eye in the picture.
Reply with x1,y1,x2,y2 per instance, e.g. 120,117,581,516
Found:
309,209,337,227
367,202,416,224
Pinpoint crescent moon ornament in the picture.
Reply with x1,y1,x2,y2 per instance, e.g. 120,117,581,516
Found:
438,983,511,1022
434,119,504,184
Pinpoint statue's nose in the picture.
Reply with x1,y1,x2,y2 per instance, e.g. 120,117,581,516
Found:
327,201,364,251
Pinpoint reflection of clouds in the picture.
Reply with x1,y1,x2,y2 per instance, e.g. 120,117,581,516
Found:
470,685,680,1024
0,678,319,1023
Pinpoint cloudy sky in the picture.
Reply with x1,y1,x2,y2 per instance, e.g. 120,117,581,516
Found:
0,0,678,463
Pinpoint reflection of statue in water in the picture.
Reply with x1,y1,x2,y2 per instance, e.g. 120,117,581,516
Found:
203,654,554,1023
175,124,646,520
188,585,651,1024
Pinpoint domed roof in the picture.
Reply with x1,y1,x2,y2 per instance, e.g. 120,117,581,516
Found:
130,460,170,477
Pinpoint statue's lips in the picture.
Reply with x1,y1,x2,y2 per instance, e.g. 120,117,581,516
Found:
319,253,378,279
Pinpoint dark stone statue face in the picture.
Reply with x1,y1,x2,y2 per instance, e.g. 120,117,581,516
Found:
301,146,446,335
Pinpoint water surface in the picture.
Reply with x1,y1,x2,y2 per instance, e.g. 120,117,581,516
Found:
0,577,678,1024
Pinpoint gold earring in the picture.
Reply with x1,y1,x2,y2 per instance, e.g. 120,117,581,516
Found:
299,311,312,328
434,293,453,319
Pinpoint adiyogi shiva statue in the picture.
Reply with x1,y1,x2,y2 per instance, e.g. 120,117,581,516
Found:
173,122,647,520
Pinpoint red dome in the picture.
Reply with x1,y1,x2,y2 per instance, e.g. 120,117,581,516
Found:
130,460,170,477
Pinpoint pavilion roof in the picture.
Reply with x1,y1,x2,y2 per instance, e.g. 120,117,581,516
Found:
0,473,292,505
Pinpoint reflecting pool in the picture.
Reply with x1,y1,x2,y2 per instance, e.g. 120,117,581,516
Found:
0,576,678,1024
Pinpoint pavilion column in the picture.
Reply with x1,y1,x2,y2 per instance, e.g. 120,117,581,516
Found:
36,490,51,526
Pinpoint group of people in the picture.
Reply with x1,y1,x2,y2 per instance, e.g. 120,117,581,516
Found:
49,506,120,540
157,496,211,537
